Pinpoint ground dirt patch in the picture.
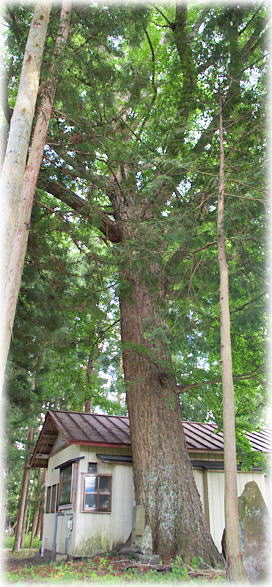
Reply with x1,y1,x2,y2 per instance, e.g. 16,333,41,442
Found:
3,550,226,582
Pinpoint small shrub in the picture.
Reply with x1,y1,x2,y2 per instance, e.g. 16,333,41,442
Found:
98,556,108,568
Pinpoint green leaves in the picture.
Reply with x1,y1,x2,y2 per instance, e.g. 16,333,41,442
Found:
4,2,267,473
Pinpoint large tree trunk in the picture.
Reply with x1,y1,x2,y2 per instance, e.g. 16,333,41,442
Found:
119,267,221,564
217,95,247,581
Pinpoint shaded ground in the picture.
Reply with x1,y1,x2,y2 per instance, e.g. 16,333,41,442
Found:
4,549,53,572
4,550,226,582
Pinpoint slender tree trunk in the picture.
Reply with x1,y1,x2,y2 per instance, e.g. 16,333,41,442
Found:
36,511,43,540
119,254,221,563
217,94,248,581
30,506,39,547
20,499,29,548
0,1,71,401
13,428,34,552
30,481,41,547
39,511,44,542
26,501,32,536
0,3,51,395
5,0,72,333
26,471,38,536
38,469,46,541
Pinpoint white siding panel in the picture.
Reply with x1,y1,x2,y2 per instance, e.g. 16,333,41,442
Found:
264,475,272,510
43,514,55,552
111,464,134,548
207,471,225,551
189,452,224,462
192,469,204,505
72,447,134,556
46,444,80,486
44,442,270,558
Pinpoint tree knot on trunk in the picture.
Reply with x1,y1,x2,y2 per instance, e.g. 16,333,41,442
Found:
158,372,171,387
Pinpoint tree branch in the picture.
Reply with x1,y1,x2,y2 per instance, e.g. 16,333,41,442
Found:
40,179,122,243
138,29,157,133
152,4,174,28
231,292,266,314
192,16,265,157
241,17,266,57
176,366,264,394
238,8,262,36
166,240,217,269
80,319,120,356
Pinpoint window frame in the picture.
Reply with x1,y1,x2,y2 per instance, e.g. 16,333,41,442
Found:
50,483,58,513
81,473,112,513
45,483,59,513
58,463,73,508
45,485,51,514
88,462,97,474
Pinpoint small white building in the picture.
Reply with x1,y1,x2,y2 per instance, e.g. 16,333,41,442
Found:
30,410,272,557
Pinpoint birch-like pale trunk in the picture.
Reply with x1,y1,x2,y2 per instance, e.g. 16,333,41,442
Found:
0,3,51,395
217,94,248,582
0,2,71,397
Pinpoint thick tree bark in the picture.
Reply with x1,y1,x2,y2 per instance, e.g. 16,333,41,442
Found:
217,95,248,581
120,274,221,563
115,199,221,564
13,428,34,552
0,3,51,395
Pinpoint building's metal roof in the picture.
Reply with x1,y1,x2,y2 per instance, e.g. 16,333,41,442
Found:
30,409,272,468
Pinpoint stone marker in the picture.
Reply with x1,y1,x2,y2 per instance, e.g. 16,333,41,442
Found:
131,505,145,547
238,481,270,581
119,505,161,563
222,481,270,581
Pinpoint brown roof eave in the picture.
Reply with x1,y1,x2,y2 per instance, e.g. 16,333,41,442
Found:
31,461,48,468
47,410,71,441
30,412,59,467
69,440,131,449
188,448,224,454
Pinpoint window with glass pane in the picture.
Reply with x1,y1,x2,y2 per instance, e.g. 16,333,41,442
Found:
83,475,111,512
46,486,51,513
50,484,57,513
88,462,97,474
59,464,72,505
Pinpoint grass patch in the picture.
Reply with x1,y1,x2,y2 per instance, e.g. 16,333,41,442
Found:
4,533,42,550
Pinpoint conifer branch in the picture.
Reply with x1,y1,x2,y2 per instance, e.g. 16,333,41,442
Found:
42,179,122,243
176,366,264,394
165,240,217,269
231,292,266,314
238,8,262,36
138,29,157,133
151,5,173,28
